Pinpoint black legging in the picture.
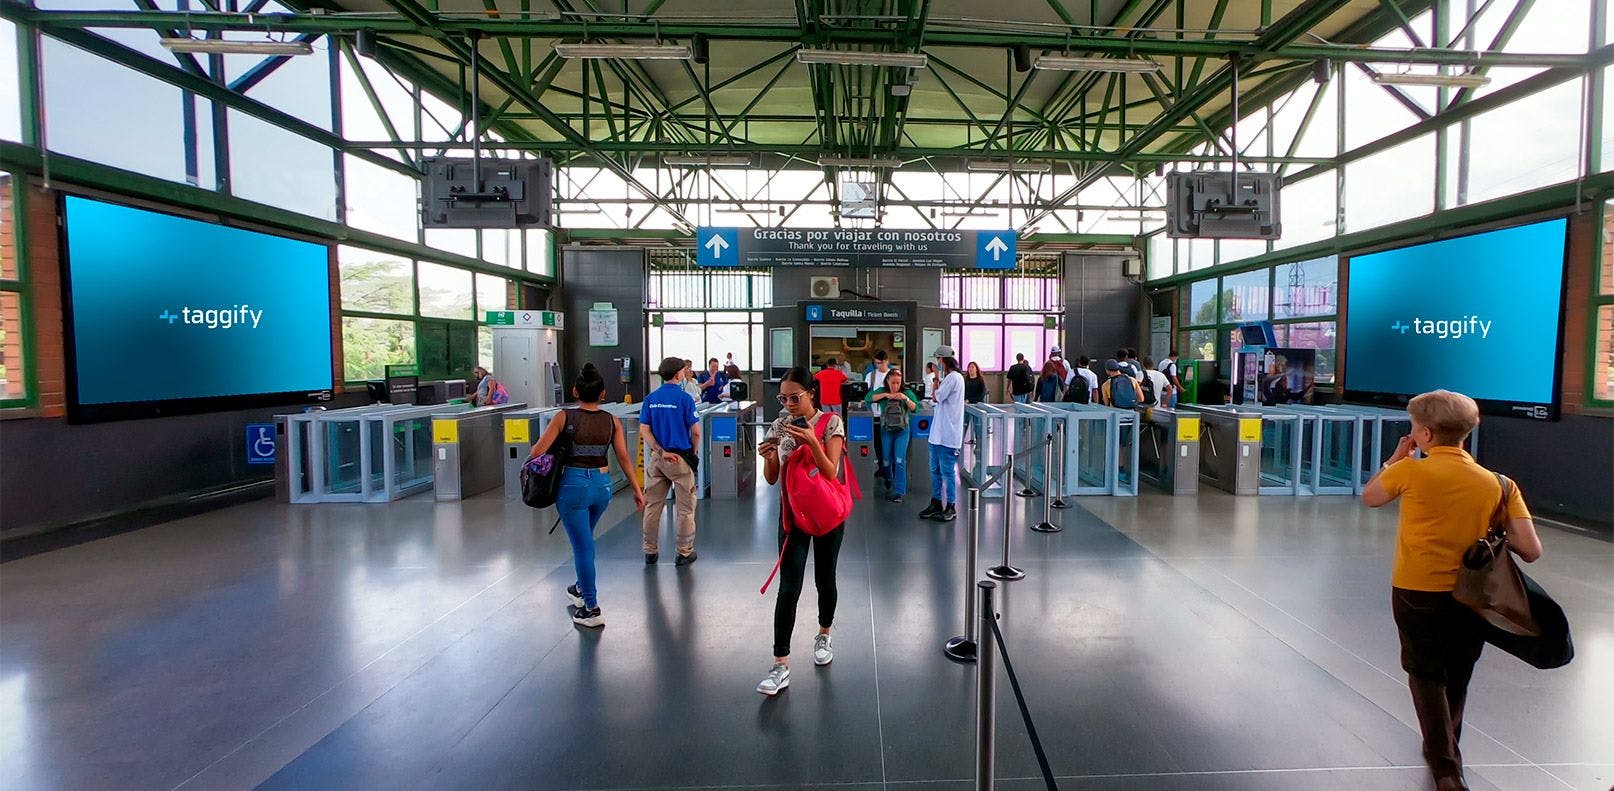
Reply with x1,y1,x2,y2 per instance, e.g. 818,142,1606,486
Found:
772,516,845,658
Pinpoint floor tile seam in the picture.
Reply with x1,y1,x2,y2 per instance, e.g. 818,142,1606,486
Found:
864,534,888,789
1203,565,1571,786
169,564,532,791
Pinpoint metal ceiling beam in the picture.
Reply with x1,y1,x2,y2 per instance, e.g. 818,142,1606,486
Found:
1020,0,1356,229
7,7,1596,67
367,0,693,227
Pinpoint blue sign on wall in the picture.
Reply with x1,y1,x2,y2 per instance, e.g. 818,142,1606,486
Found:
246,423,276,465
805,304,824,322
710,415,737,443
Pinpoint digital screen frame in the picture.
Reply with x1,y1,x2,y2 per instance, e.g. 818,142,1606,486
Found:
60,195,335,423
1342,217,1568,420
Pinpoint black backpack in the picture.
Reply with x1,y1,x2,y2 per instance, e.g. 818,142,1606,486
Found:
520,409,577,509
1138,373,1157,405
1062,375,1090,404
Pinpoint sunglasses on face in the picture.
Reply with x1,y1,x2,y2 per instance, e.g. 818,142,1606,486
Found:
776,392,810,405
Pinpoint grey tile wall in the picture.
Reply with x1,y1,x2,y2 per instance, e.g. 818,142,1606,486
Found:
559,247,648,402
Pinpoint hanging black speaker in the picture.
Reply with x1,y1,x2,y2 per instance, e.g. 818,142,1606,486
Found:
692,34,709,65
1013,44,1031,73
1312,59,1331,84
356,29,378,58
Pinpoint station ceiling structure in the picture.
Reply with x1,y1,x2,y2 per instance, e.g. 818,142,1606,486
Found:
5,0,1606,240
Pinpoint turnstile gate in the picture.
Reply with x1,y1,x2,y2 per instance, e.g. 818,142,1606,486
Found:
433,403,528,501
701,401,758,498
1139,407,1200,495
502,406,560,499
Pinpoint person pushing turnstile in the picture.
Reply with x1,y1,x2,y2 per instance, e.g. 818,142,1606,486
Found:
639,357,702,566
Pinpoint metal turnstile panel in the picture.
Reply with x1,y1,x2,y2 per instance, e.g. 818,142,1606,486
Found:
1192,407,1263,495
1139,408,1200,495
433,403,527,501
844,409,880,489
703,401,758,498
502,407,560,499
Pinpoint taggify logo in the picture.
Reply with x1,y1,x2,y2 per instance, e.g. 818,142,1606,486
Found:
1390,315,1491,340
157,305,264,329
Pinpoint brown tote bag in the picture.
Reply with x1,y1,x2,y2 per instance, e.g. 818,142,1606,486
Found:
1453,473,1540,637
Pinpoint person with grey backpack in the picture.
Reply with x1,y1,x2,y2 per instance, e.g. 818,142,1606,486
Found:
866,368,920,503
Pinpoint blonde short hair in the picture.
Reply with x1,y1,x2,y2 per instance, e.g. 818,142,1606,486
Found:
1407,389,1481,446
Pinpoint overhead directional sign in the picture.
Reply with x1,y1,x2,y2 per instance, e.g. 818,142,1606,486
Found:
695,227,1019,269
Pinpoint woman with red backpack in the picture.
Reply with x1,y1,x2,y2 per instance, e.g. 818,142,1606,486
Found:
756,366,850,696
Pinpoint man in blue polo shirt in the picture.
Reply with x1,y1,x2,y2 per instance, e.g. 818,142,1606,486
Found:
639,356,702,566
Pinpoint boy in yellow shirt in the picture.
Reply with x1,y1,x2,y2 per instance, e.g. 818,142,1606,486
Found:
1362,390,1543,791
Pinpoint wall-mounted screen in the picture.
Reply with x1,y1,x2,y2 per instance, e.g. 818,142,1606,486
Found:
1343,217,1566,419
62,195,333,421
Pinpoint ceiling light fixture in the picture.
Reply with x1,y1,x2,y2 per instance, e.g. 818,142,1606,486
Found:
966,159,1053,173
1371,71,1490,88
817,156,903,168
941,209,1003,218
553,42,693,60
796,49,928,69
1032,55,1160,73
662,154,756,167
161,37,312,56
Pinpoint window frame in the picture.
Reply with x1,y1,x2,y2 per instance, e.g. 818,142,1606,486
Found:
0,172,34,408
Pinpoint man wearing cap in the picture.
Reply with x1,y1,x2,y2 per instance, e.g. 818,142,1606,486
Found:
1098,358,1142,409
920,346,966,522
1048,345,1074,388
640,356,702,565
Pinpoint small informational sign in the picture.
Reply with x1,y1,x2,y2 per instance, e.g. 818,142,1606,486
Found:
1176,416,1200,443
486,310,564,328
588,302,619,347
1238,418,1262,443
432,418,460,445
504,419,530,445
245,423,276,465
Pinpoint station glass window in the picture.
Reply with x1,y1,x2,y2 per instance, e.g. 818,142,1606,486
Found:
417,261,475,320
342,316,415,382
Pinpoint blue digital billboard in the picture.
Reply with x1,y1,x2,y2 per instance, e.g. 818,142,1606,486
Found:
1343,217,1567,418
62,196,333,419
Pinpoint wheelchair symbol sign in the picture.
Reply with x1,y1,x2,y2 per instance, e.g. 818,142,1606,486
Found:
246,424,276,465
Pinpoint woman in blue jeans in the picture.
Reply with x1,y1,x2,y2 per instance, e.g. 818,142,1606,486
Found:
528,363,645,627
866,369,920,503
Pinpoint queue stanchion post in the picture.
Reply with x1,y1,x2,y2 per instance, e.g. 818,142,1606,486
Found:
945,485,982,662
1050,421,1071,510
974,580,997,791
1030,432,1061,533
986,448,1026,581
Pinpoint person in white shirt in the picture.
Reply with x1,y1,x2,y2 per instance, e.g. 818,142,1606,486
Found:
922,361,939,401
1141,356,1172,407
1049,345,1075,387
1161,350,1183,407
919,347,965,522
1074,355,1100,396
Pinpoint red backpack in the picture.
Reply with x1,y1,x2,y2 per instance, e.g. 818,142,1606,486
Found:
760,415,861,594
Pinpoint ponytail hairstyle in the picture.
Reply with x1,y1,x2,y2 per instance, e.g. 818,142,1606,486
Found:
573,362,607,403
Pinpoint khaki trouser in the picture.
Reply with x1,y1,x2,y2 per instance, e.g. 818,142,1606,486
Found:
642,454,697,555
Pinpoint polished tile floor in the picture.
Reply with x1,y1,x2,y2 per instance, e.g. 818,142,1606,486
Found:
1,478,1610,790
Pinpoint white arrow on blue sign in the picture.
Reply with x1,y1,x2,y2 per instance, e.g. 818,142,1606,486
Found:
696,227,740,267
975,231,1017,270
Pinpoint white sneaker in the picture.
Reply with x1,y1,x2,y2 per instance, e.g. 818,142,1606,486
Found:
813,634,834,666
757,662,790,696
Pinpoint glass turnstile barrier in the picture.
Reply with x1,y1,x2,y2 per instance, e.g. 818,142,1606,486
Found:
1032,403,1140,496
997,403,1063,497
364,403,473,502
502,407,562,499
1264,405,1362,495
964,404,1012,499
602,402,645,492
